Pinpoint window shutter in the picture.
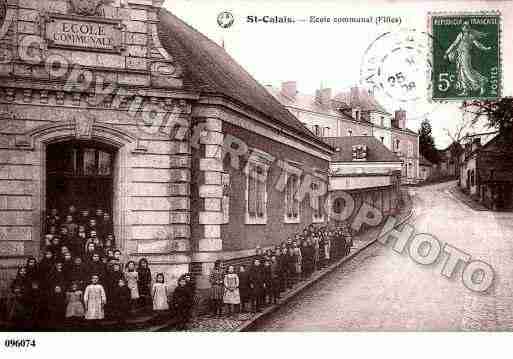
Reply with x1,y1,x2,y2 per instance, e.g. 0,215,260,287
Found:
256,166,265,217
248,164,257,217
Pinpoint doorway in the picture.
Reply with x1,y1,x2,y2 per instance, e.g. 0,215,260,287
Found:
45,140,116,230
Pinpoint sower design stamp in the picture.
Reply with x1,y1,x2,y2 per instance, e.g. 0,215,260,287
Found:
430,12,501,101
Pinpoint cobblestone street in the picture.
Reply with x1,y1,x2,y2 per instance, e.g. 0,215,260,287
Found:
252,181,513,331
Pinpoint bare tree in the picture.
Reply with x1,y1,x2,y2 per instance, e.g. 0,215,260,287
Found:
443,103,476,144
461,98,513,133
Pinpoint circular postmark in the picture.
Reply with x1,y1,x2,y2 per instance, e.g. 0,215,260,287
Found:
360,28,442,121
217,11,235,29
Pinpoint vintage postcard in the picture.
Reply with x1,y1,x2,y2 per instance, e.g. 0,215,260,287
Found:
0,0,513,352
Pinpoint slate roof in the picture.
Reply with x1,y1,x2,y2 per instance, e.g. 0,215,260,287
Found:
157,9,332,152
265,85,355,121
334,87,390,115
267,85,418,136
323,136,401,163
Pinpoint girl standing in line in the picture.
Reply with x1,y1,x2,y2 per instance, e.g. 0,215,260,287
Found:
110,278,131,324
209,260,224,317
124,261,139,311
137,258,152,307
65,282,85,322
152,273,169,311
223,265,240,315
83,275,107,321
238,265,250,312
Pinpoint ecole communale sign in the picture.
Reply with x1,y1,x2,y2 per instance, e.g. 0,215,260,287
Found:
44,14,124,53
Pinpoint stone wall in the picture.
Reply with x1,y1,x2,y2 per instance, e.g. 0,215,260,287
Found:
0,0,193,288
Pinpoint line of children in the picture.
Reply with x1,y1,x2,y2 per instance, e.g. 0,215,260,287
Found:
208,223,353,316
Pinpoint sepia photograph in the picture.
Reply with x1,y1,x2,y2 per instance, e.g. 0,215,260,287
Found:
0,0,512,355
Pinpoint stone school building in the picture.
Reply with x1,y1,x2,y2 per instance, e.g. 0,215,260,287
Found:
0,0,334,294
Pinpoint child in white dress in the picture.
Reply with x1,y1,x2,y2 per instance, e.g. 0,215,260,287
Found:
223,265,241,315
84,275,106,320
124,261,139,311
152,273,169,311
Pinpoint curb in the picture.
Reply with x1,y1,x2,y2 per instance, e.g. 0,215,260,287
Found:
236,207,415,332
447,186,489,212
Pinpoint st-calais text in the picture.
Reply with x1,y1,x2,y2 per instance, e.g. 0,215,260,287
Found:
247,15,295,24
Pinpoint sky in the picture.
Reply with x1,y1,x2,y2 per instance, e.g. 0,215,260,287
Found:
163,0,513,149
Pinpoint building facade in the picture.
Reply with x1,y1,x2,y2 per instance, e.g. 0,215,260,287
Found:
434,142,463,179
325,136,402,226
266,82,420,184
419,155,433,181
459,133,513,211
0,0,333,295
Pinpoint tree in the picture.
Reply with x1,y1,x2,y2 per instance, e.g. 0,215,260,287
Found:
418,119,440,164
443,110,475,144
461,98,513,134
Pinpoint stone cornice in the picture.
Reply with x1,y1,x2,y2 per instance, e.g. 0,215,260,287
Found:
194,95,334,159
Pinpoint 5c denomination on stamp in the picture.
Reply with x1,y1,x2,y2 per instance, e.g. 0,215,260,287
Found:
429,11,501,101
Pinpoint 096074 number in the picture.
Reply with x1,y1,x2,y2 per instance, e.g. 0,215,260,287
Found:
4,338,36,348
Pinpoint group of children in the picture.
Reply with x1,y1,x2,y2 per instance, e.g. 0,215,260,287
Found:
4,209,354,328
4,206,194,330
209,223,353,315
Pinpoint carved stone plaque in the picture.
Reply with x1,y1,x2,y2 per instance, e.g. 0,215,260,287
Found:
45,13,124,53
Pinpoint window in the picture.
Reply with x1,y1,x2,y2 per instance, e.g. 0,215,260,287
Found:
245,149,273,225
408,141,414,156
470,170,475,187
380,136,384,143
284,173,300,223
47,145,113,177
380,116,385,127
355,110,360,121
222,173,230,224
311,180,325,223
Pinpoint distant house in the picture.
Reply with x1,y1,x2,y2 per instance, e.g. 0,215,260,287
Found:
459,132,513,210
266,82,421,184
435,142,463,179
324,136,403,222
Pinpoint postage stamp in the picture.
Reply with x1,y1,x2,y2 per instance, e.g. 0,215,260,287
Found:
429,11,502,101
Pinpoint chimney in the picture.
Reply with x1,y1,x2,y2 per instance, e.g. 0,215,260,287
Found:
315,88,332,106
281,81,297,99
350,86,359,107
394,109,406,129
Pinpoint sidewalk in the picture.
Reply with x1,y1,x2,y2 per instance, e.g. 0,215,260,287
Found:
186,202,414,332
447,185,489,211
